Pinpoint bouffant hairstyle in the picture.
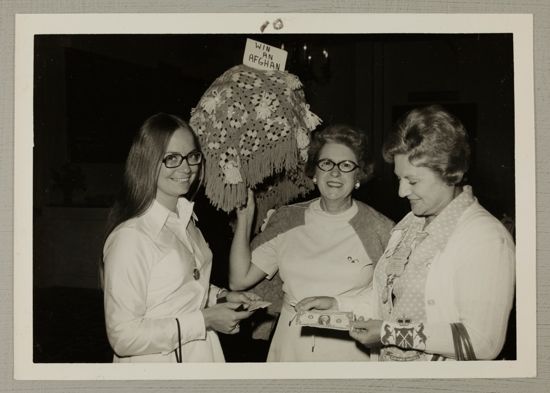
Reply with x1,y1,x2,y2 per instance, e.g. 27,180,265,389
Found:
382,105,470,185
305,124,373,182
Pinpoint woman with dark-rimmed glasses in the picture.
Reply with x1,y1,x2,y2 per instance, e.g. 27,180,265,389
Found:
229,124,394,361
102,113,258,363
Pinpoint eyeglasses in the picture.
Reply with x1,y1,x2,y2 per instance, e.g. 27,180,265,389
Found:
162,151,203,168
316,158,359,173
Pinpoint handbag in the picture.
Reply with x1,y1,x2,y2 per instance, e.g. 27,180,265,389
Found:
451,322,477,360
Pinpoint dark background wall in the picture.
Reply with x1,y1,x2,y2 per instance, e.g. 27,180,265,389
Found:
33,33,514,288
32,34,515,362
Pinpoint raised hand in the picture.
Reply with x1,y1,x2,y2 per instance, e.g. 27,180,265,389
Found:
236,188,256,223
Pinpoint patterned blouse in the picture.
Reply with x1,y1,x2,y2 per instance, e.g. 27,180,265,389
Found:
376,186,475,361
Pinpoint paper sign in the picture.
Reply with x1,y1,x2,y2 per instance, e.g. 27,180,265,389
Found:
243,38,287,71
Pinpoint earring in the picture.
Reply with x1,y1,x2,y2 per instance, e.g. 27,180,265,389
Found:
312,177,317,184
354,181,360,190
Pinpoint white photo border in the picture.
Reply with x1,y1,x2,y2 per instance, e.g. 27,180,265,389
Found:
14,13,536,380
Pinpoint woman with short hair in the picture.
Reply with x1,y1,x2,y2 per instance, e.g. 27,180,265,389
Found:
230,124,394,362
297,106,515,361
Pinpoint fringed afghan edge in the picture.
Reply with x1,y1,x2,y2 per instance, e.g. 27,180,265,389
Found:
201,131,305,212
202,154,247,212
241,133,300,186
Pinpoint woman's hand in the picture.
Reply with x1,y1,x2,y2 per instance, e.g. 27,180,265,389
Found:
295,296,338,312
349,318,383,347
202,302,254,334
236,189,256,223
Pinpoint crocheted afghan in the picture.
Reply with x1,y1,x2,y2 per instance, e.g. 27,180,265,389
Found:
190,64,321,229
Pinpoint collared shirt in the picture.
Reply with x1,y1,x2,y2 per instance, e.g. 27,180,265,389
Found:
103,198,224,363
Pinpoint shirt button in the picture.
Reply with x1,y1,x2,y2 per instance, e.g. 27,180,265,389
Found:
426,262,432,268
427,299,435,305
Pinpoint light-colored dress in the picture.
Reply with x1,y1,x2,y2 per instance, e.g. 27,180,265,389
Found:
251,198,393,361
103,198,225,363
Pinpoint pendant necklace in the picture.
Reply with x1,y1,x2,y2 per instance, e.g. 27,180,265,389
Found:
187,224,201,280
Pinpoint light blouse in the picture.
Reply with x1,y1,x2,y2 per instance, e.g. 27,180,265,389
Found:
103,198,225,363
250,198,393,361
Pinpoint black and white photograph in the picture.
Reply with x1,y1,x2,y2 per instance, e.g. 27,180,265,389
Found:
13,13,535,380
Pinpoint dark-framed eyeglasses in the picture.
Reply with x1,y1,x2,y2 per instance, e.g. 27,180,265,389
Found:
162,151,203,168
316,158,359,173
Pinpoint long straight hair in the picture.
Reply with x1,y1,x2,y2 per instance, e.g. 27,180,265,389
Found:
104,113,201,240
100,113,202,288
